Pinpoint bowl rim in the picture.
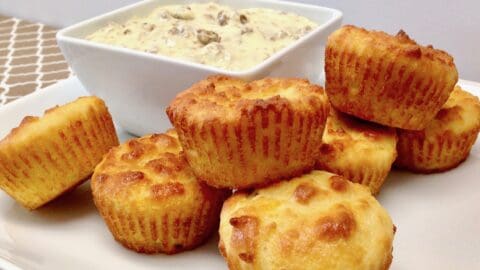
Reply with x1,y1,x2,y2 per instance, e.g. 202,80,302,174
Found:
56,0,342,77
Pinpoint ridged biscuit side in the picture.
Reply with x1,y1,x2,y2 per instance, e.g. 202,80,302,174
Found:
167,76,329,189
91,131,228,254
317,155,393,195
325,25,458,130
395,131,478,173
395,87,480,172
175,103,327,189
0,96,118,209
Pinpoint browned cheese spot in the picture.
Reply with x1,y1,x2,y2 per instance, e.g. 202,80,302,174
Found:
127,139,143,149
319,143,335,155
151,182,185,200
122,140,147,160
316,207,356,241
121,149,144,161
120,171,145,184
329,175,349,192
435,105,463,122
146,153,186,175
149,134,163,142
151,133,180,149
239,253,254,263
294,183,318,204
99,170,148,194
230,215,259,263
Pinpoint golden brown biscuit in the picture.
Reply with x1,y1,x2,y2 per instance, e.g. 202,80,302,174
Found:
0,96,118,210
167,76,329,189
316,109,397,194
325,25,458,130
395,86,480,172
219,170,395,270
91,130,228,254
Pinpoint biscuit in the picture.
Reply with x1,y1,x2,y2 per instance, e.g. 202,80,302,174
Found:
395,86,480,172
219,170,395,270
91,130,228,254
325,25,458,130
316,109,397,194
167,76,329,189
0,96,118,209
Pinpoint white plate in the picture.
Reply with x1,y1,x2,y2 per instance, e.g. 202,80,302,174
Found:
0,77,479,270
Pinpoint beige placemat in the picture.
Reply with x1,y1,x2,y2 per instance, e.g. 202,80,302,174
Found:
0,14,73,106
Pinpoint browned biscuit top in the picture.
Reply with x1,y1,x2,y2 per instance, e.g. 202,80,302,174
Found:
323,109,397,144
331,25,455,67
219,170,395,269
92,130,218,205
319,109,397,169
0,96,107,146
167,75,328,124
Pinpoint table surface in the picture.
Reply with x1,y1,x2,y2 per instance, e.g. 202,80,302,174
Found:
0,14,72,106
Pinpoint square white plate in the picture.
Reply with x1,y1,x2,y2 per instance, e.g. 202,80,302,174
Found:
0,77,479,270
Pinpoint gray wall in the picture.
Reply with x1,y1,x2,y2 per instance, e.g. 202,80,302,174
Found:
1,0,478,80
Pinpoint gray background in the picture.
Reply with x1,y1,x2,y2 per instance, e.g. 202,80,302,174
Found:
1,0,478,80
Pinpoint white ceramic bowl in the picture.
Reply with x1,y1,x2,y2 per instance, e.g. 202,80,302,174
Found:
57,0,342,136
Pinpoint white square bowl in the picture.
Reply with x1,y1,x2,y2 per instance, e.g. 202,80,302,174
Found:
57,0,342,136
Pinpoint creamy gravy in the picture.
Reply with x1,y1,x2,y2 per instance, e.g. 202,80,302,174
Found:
87,2,317,71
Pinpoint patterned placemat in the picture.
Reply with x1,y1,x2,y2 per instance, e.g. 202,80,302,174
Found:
0,14,73,106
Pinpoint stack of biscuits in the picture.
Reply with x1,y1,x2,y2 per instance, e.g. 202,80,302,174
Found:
323,25,479,176
0,24,479,270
